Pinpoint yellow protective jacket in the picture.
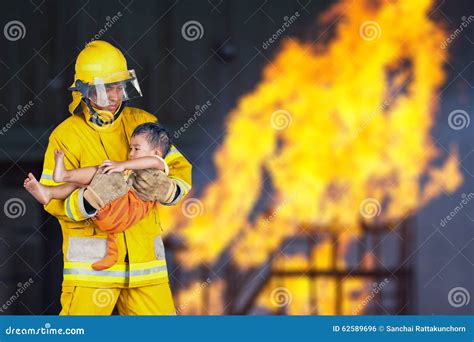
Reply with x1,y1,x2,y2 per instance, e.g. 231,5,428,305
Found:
40,104,192,288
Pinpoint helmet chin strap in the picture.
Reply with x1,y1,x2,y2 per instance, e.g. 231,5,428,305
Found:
83,98,127,127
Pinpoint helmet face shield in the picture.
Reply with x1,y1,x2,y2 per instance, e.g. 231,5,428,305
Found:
75,69,142,108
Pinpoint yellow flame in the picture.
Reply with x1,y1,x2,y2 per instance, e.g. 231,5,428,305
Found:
255,236,373,315
165,0,463,314
176,279,224,315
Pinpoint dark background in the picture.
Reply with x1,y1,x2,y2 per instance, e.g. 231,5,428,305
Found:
0,0,472,315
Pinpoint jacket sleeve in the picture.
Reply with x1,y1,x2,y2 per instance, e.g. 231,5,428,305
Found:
39,134,97,222
164,145,192,206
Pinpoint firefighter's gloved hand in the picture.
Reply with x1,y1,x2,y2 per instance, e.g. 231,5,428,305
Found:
130,168,177,204
83,169,130,210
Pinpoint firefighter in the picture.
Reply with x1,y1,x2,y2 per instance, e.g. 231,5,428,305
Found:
39,40,192,315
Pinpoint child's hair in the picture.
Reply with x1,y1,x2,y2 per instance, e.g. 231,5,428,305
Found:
132,122,171,157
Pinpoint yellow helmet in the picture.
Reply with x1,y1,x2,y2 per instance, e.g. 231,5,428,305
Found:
68,40,142,123
72,40,128,87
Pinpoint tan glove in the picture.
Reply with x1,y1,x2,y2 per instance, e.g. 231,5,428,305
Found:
83,169,130,210
130,168,177,204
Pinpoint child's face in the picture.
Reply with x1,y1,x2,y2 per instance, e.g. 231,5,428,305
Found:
129,134,163,160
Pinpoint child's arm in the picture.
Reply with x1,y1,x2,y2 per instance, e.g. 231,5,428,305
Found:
100,156,168,175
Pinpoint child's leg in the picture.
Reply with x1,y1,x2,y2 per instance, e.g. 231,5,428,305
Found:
90,191,154,270
24,173,81,205
49,183,82,200
91,233,119,271
53,149,98,185
59,166,99,185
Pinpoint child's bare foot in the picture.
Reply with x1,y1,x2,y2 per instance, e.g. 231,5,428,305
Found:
53,149,66,183
24,173,51,205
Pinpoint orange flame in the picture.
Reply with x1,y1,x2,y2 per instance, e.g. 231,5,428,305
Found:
162,0,463,314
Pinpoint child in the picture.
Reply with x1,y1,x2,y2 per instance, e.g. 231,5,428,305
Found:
24,122,173,270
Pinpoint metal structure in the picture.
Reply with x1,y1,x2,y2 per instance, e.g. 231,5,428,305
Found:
167,218,415,315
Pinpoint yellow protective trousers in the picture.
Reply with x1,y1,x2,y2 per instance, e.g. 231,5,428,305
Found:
59,282,176,315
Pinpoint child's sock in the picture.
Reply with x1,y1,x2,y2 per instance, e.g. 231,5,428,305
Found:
92,233,119,271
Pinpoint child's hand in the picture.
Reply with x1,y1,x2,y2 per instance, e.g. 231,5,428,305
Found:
100,160,125,174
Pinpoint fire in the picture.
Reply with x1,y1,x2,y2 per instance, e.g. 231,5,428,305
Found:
161,0,463,314
175,279,224,315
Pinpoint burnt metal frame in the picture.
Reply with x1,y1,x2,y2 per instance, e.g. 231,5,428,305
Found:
167,218,415,315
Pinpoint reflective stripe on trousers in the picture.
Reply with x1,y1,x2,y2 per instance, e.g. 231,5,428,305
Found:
63,260,168,285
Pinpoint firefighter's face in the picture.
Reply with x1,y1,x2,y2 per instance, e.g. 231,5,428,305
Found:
89,83,124,113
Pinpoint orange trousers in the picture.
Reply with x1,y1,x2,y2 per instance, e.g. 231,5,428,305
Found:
91,190,155,270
